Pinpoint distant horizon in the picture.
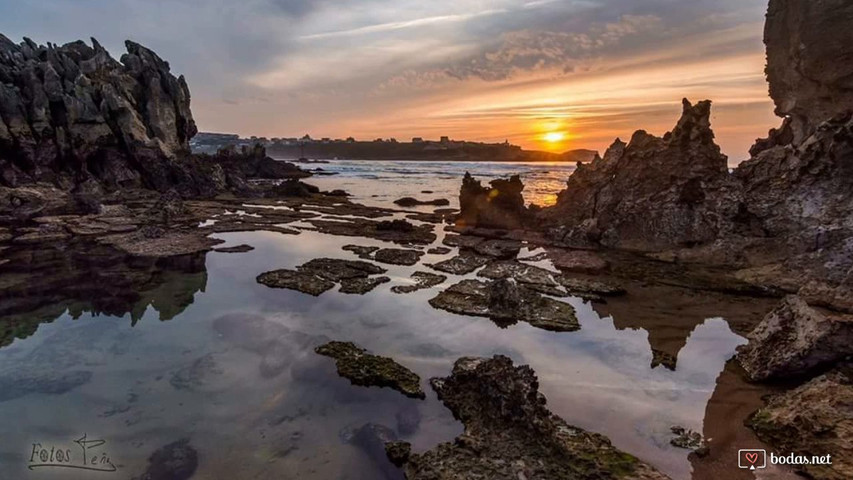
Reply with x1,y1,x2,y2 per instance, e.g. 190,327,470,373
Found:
1,0,777,165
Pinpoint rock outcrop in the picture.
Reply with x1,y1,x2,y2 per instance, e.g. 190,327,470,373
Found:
457,172,527,230
0,35,306,199
543,99,740,251
736,295,853,381
763,0,853,144
315,341,425,399
386,356,669,479
748,364,853,480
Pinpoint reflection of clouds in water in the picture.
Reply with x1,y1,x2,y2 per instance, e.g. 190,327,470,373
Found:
0,219,754,480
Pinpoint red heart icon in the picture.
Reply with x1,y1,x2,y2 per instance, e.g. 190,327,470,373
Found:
745,452,759,464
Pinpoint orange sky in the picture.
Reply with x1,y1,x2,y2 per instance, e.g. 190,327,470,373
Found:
6,0,777,165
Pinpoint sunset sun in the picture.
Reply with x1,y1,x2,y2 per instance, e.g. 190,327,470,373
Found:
543,131,565,143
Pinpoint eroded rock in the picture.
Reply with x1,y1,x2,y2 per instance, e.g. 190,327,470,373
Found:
257,258,388,296
457,173,528,230
748,365,853,479
429,279,579,332
736,295,853,381
427,252,490,275
315,341,425,399
388,356,669,479
391,271,447,294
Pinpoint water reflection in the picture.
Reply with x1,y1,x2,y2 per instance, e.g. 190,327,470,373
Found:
0,241,207,348
0,223,780,479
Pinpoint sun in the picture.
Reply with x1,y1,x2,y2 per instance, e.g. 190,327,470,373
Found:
543,131,565,143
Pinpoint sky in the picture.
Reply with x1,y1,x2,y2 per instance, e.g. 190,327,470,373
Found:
1,0,780,163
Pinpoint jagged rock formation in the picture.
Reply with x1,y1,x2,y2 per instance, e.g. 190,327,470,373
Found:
763,0,853,144
542,99,740,252
0,36,305,198
457,172,527,230
386,356,670,479
0,36,201,188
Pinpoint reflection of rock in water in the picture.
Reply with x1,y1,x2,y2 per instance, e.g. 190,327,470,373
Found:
139,438,199,480
593,283,776,371
0,241,208,347
689,360,790,480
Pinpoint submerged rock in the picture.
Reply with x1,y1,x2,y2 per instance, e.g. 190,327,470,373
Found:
429,279,579,332
736,295,853,381
388,356,670,479
140,439,198,480
391,271,447,294
257,258,388,296
315,341,425,399
343,423,404,480
748,365,853,479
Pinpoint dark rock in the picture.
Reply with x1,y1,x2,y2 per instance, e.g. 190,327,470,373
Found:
339,276,391,294
473,239,522,259
325,189,349,197
376,219,415,232
394,197,450,207
747,365,853,479
315,341,425,399
373,248,424,266
274,180,320,197
429,279,579,332
213,244,254,253
736,295,853,381
391,271,447,294
543,99,738,252
669,426,704,451
442,234,484,249
140,439,198,480
478,261,565,296
426,246,451,255
650,349,677,371
457,172,527,230
257,258,388,296
556,276,626,299
427,252,490,275
343,245,380,257
764,0,853,143
389,356,670,479
308,218,436,246
546,248,609,273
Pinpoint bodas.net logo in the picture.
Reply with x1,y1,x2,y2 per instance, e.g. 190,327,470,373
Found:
738,449,767,470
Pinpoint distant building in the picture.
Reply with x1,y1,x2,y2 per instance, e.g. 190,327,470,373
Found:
346,137,356,143
412,137,424,143
440,136,450,144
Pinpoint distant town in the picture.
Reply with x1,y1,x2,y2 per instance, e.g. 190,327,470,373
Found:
190,132,600,163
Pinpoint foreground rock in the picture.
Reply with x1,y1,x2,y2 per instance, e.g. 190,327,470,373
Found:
386,356,669,479
427,252,490,275
257,258,389,296
392,271,447,294
477,260,564,296
315,341,425,399
736,295,853,381
748,364,853,480
140,439,198,480
429,279,578,332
